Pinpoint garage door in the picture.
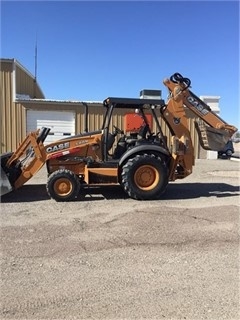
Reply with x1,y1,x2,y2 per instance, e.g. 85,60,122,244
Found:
27,110,75,144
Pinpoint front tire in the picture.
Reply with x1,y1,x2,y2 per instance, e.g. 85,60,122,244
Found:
121,154,168,200
47,169,80,201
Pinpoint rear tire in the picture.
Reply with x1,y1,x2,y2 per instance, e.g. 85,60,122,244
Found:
47,169,80,201
121,154,168,200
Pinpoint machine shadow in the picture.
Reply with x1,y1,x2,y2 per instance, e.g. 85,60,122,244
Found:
1,182,239,203
1,184,50,203
88,182,239,201
162,182,239,200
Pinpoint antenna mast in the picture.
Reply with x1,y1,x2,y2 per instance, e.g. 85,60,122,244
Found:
34,32,38,82
34,32,38,98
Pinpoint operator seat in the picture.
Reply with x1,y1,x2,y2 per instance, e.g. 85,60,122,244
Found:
124,124,150,147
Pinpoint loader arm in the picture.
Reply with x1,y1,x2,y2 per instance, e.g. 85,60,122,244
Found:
1,128,104,194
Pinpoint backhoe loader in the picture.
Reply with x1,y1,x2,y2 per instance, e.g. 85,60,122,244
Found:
1,73,237,201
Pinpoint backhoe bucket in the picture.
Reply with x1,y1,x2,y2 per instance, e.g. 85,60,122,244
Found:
0,166,13,196
195,121,230,151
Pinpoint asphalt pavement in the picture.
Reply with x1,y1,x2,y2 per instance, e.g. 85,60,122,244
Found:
0,159,239,320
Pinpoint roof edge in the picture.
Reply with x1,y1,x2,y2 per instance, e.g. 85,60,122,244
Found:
15,98,102,105
0,58,45,99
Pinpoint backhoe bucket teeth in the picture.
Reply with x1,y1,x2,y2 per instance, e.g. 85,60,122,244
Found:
0,166,13,196
195,121,230,151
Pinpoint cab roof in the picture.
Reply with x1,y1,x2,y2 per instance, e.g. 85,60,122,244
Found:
103,97,165,109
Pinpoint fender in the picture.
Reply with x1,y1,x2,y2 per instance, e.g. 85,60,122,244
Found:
118,144,170,167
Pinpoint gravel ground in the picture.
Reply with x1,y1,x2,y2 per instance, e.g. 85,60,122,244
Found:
0,159,240,320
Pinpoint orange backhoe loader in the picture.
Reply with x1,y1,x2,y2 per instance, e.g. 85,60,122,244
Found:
0,73,237,201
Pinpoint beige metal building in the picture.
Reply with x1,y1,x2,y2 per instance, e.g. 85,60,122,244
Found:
1,58,210,158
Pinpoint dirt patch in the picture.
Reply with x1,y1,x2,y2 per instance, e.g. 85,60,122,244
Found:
1,159,240,319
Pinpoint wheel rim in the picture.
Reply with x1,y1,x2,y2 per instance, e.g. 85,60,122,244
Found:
134,165,159,191
54,178,73,197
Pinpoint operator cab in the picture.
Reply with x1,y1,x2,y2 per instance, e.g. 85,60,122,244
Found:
102,97,168,161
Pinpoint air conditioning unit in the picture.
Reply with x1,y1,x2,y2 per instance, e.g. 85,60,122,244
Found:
140,89,161,99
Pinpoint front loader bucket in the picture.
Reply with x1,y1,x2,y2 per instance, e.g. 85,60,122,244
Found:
0,127,50,196
195,121,230,151
0,166,13,196
0,152,15,196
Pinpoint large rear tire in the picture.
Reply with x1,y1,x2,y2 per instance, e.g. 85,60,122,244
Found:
47,169,80,202
121,154,168,200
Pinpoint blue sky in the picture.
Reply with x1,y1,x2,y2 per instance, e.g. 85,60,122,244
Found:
1,0,239,128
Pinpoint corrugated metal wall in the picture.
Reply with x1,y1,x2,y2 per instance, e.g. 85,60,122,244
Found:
0,59,45,153
1,60,14,153
15,63,45,99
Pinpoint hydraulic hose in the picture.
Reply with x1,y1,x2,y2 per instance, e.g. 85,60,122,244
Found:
170,73,191,90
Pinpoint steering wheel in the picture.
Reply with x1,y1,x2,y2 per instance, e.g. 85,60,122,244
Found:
113,125,124,135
